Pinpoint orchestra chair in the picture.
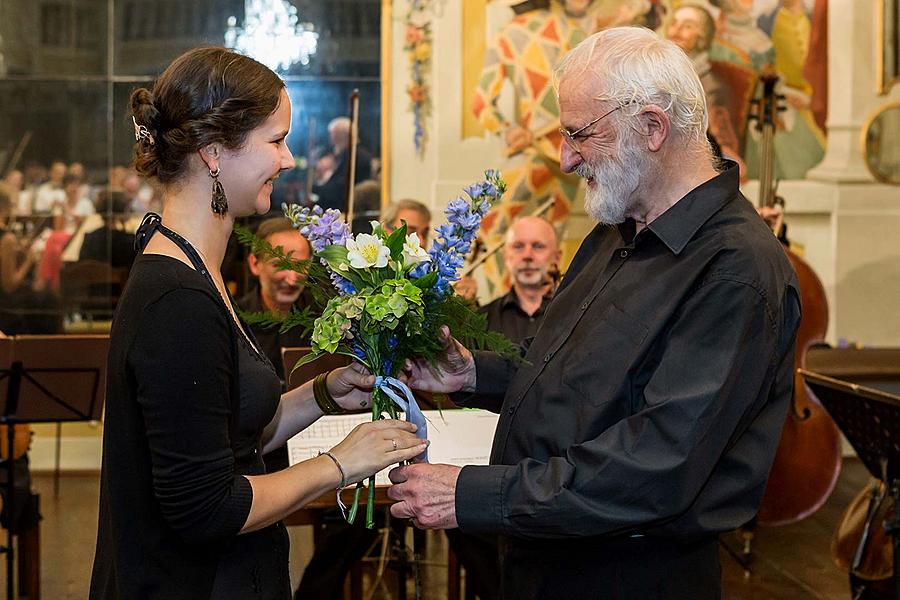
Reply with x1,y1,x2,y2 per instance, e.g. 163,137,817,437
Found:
59,260,129,322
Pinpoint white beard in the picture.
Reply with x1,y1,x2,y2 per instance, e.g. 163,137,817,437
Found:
576,140,643,225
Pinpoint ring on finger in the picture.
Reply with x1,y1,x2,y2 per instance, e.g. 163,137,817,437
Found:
391,439,397,451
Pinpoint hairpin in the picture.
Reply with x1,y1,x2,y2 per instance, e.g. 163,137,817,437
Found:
132,116,155,146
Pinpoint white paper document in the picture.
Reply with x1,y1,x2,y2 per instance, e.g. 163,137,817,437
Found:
287,409,499,486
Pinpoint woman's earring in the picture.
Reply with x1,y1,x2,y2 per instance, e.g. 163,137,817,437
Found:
210,167,228,216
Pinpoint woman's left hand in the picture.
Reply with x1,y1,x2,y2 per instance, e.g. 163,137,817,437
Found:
327,362,377,411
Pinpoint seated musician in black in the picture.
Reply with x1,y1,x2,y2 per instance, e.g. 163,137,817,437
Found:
79,190,137,269
237,217,315,472
479,215,561,344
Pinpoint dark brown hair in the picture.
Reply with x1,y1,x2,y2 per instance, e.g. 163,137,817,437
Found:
253,217,311,258
130,47,285,184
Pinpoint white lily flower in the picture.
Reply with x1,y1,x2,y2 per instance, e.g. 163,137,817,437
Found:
402,232,431,268
346,233,391,269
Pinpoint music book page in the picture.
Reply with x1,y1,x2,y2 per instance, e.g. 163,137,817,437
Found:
287,409,499,486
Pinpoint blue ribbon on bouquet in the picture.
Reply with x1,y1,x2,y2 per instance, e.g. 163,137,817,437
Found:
374,376,429,462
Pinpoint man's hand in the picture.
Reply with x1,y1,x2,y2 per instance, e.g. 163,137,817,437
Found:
453,276,478,302
388,463,461,529
328,362,376,411
404,326,476,394
504,126,533,156
758,205,783,231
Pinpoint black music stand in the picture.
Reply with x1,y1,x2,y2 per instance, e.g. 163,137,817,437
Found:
0,335,108,599
800,369,900,600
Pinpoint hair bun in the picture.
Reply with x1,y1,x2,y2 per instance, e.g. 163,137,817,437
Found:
130,87,159,131
129,87,162,179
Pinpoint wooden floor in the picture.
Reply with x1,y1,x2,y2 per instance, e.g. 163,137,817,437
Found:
0,459,870,599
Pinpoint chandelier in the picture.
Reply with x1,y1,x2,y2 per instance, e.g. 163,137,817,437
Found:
225,0,318,72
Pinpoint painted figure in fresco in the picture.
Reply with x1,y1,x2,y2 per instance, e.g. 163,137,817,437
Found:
744,0,826,179
472,0,663,294
472,0,646,293
665,1,755,176
709,0,774,71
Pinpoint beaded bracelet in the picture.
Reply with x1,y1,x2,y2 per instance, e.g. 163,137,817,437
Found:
318,450,348,489
313,371,345,415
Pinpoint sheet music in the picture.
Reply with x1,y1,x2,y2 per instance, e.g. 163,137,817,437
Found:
287,409,499,486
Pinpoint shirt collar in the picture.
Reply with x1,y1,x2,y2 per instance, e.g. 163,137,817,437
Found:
500,287,553,311
642,160,740,255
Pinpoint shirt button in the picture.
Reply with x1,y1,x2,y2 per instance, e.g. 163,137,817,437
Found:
253,448,258,455
580,302,588,310
620,250,629,258
508,406,515,415
543,353,551,362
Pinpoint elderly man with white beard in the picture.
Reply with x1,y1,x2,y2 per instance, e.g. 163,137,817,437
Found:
387,27,802,599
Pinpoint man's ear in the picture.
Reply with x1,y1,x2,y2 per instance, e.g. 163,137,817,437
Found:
247,253,262,277
639,105,670,153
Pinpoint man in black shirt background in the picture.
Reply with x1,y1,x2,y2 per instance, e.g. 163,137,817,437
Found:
480,216,560,344
237,217,313,471
388,26,802,600
311,117,373,212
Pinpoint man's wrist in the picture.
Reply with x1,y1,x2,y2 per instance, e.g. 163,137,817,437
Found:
460,356,477,393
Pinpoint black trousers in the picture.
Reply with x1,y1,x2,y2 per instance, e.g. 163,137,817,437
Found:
445,528,500,600
498,535,721,600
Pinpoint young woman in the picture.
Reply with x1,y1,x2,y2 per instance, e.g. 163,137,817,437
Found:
89,48,426,600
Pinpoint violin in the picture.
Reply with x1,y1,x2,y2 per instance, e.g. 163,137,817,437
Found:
750,73,842,526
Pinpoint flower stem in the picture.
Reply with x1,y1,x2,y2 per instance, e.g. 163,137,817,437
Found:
366,475,376,529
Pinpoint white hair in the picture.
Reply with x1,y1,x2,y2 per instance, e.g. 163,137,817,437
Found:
328,117,351,135
554,26,709,146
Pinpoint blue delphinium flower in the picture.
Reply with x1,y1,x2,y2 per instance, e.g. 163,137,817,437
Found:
330,272,356,295
283,204,350,252
422,170,505,296
283,203,354,294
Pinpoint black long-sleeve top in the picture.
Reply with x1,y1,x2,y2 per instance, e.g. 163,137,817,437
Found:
90,255,289,599
454,163,802,594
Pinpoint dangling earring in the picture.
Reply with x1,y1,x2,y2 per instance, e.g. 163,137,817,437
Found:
210,167,228,216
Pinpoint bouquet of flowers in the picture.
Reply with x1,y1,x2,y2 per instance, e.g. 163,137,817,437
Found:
240,171,518,528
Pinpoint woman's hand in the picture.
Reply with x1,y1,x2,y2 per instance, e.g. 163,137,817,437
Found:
404,326,476,394
327,362,376,411
329,420,427,484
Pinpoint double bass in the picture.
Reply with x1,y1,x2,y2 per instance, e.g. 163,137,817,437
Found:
751,73,842,526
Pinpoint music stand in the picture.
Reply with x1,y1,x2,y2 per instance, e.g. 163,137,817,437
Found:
0,334,108,599
800,369,900,600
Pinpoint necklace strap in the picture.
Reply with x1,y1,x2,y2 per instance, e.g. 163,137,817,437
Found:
134,211,212,283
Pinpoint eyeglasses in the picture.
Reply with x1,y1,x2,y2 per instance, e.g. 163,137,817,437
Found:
558,105,624,153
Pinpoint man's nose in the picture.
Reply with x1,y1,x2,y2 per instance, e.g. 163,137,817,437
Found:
560,143,582,174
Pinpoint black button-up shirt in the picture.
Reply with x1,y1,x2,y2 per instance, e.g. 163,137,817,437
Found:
237,286,314,382
454,163,801,594
479,288,553,345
